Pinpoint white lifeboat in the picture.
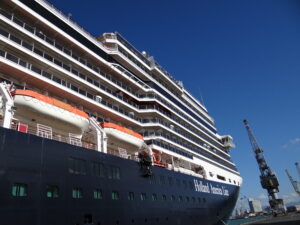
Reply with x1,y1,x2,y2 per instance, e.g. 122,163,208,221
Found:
101,122,144,148
12,89,89,135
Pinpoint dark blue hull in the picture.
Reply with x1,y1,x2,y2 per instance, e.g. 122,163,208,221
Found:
0,128,239,225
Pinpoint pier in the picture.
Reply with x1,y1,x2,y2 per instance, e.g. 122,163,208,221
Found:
243,213,300,225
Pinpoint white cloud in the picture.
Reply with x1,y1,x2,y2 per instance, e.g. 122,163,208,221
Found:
282,137,300,149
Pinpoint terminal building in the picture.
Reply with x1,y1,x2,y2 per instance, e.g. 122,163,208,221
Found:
248,198,263,213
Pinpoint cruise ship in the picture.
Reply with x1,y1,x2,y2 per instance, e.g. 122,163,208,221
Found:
0,1,242,225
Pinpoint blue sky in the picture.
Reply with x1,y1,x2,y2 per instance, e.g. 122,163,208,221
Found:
48,0,300,208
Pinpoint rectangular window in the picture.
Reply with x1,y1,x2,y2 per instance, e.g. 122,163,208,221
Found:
54,59,62,67
6,53,18,64
91,162,105,177
44,54,53,62
140,193,147,201
72,188,83,198
22,41,33,51
24,24,34,33
31,65,42,74
69,157,86,175
151,193,157,201
93,189,103,199
128,192,134,200
52,75,61,84
13,17,23,27
33,47,43,56
12,183,27,197
179,196,183,202
168,177,173,186
71,84,79,92
159,175,165,185
10,35,21,44
111,166,121,180
112,191,119,200
46,185,59,198
217,175,226,181
176,179,181,187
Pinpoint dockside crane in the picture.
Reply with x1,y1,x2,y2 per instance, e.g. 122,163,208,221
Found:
285,163,300,196
243,120,285,214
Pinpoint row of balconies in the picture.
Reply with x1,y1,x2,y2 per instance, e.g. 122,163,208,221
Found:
0,16,225,154
0,46,234,168
100,32,213,126
0,27,231,162
0,9,232,152
0,9,218,146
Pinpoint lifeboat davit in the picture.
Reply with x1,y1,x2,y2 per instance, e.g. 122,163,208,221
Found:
12,89,89,135
101,122,144,148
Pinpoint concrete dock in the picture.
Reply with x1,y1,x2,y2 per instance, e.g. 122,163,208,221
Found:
243,213,300,225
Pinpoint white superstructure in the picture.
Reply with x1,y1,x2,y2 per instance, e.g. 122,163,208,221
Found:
0,0,242,187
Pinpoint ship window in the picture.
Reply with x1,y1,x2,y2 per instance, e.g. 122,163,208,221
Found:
69,157,86,175
162,194,167,201
72,69,78,75
151,193,158,201
0,28,9,37
13,17,23,27
55,42,63,51
42,71,52,79
189,181,193,190
6,53,18,64
63,48,71,55
176,179,181,187
178,195,183,202
87,92,94,99
44,53,53,62
63,64,70,71
10,35,21,45
53,75,61,84
192,197,196,203
217,175,226,181
72,188,83,198
159,175,165,185
171,195,176,201
72,54,79,60
45,37,54,45
71,84,79,92
54,59,62,67
128,192,134,200
33,47,43,56
186,196,190,202
24,24,34,33
0,9,11,19
93,189,103,199
79,73,86,80
198,197,201,203
149,175,156,184
46,185,59,198
168,177,173,185
183,180,187,189
79,89,86,96
112,191,119,200
19,59,27,68
31,65,42,74
108,166,120,180
91,162,105,177
12,183,27,197
140,193,147,201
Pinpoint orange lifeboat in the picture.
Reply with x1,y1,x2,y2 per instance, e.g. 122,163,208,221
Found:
12,89,89,135
101,122,144,148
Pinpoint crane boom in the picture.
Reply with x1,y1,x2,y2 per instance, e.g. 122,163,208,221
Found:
295,162,300,179
285,169,300,196
243,120,285,214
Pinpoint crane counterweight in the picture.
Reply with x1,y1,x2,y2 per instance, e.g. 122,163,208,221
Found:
243,120,285,215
